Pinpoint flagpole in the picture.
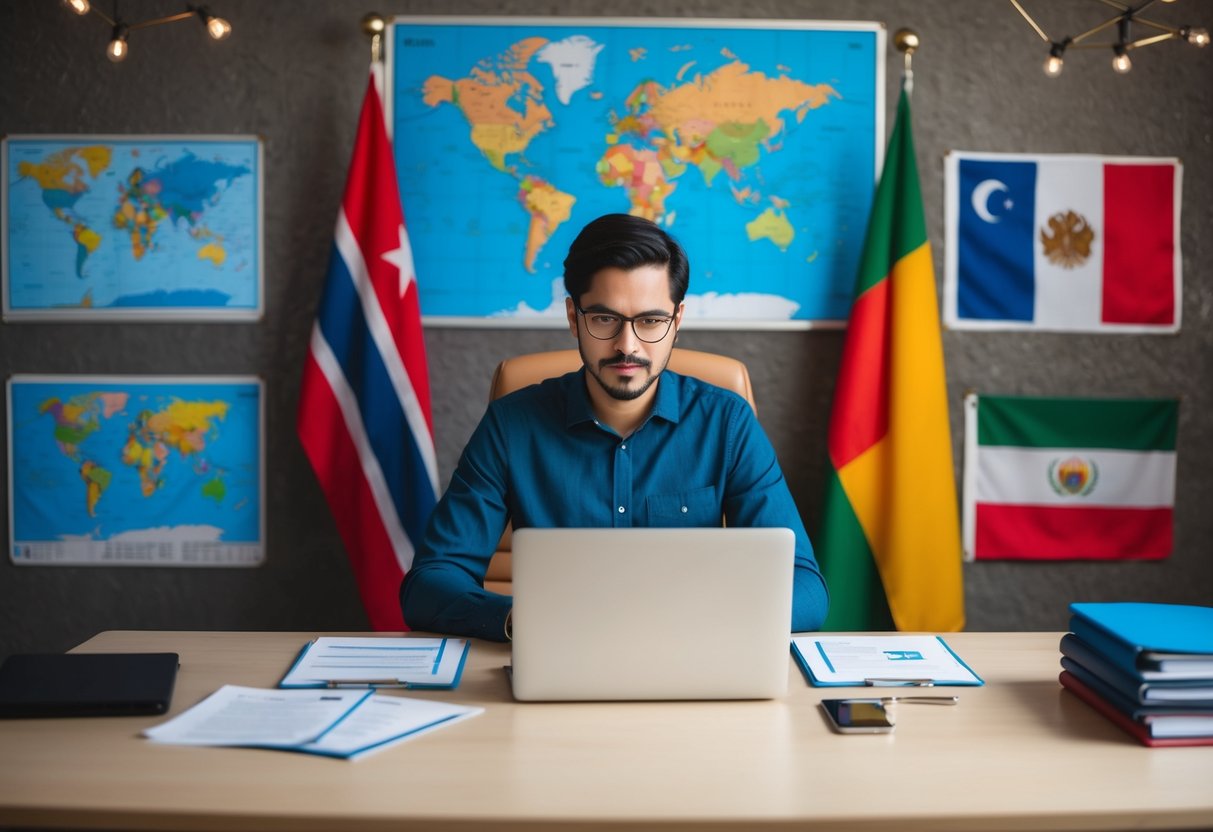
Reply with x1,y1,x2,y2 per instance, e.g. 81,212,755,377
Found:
298,8,439,629
894,28,919,96
818,22,965,632
362,13,385,64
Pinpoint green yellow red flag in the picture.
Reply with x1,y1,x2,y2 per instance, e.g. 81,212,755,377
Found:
818,88,965,632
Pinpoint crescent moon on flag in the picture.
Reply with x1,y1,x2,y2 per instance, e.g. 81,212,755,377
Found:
972,179,1009,223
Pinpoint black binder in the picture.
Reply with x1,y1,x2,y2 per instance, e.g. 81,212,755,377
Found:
0,652,179,718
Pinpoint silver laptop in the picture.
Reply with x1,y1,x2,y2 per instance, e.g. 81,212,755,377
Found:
509,527,794,701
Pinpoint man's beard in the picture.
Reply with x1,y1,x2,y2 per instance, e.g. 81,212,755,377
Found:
582,351,667,401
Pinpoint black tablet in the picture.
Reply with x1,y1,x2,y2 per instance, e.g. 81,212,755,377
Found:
0,652,179,718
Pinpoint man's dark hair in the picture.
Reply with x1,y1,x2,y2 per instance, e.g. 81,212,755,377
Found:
562,214,689,306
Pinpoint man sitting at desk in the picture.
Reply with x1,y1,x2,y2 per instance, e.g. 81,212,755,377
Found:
399,213,829,640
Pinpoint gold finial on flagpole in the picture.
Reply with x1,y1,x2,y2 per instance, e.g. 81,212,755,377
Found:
893,28,919,72
893,27,920,94
362,13,386,64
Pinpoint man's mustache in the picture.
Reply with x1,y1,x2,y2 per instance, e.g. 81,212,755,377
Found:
600,354,652,369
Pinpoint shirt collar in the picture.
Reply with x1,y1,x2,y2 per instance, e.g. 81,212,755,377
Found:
564,369,597,428
563,366,685,428
650,367,683,424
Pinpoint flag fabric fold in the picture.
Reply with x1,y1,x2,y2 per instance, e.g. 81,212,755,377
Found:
963,394,1178,561
818,88,965,632
297,65,439,630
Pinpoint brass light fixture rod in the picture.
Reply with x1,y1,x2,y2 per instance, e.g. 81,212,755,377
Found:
1010,0,1208,76
65,0,232,62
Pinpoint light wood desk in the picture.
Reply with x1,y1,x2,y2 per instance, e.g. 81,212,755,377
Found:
0,630,1210,831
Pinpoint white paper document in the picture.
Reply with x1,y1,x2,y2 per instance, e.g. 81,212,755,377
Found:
300,694,483,760
279,637,469,689
791,635,984,687
143,686,370,748
144,685,482,760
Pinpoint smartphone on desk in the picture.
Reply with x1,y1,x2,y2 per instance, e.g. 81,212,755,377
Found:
821,698,895,734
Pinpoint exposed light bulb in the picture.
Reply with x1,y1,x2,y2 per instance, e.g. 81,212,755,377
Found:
1111,47,1132,73
205,15,232,41
1043,43,1066,78
63,0,90,14
1184,26,1210,47
106,36,128,62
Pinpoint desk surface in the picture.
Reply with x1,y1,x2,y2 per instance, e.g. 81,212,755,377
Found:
0,630,1210,832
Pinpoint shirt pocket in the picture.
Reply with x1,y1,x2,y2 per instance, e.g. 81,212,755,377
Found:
646,485,720,527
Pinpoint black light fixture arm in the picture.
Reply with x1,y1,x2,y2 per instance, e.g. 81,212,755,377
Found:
65,0,232,61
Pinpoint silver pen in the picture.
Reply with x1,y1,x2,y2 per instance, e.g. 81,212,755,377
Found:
324,678,405,688
864,677,936,687
882,695,959,705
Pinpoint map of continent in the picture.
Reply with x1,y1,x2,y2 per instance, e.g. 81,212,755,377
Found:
3,137,261,318
392,22,879,323
9,378,263,566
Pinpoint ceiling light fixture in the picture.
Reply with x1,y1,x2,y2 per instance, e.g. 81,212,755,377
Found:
1009,0,1208,77
106,23,129,62
64,0,232,62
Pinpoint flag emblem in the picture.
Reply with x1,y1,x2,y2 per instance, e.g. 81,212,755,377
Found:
1040,210,1093,268
1049,456,1097,497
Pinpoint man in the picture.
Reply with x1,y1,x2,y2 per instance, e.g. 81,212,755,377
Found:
400,214,828,639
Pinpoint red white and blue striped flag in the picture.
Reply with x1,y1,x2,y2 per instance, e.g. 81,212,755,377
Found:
297,65,439,630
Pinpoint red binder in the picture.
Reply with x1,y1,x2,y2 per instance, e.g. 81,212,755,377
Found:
1059,670,1213,747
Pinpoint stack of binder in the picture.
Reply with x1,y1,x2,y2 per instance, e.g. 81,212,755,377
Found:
1058,602,1213,747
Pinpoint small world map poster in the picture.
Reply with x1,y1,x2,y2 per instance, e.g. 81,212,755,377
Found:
2,135,262,321
7,376,264,567
388,17,883,328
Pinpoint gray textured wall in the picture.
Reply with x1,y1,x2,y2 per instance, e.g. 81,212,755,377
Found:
1,0,1210,657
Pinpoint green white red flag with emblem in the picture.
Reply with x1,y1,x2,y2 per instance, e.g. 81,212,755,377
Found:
963,394,1179,560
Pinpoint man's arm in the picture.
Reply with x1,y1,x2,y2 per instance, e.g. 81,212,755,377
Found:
721,403,830,632
399,406,513,641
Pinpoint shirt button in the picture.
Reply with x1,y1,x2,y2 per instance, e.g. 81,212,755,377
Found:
620,443,627,450
618,506,626,514
681,506,688,513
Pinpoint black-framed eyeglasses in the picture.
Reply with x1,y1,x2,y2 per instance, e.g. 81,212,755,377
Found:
576,306,676,343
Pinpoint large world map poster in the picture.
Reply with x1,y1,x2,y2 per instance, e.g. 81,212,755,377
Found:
388,18,883,328
8,376,263,567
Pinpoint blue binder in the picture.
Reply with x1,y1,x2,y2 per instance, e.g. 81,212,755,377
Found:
1068,602,1213,678
1059,634,1213,706
1060,657,1213,718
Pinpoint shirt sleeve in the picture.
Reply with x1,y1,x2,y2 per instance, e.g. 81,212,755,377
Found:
720,402,830,632
399,403,514,641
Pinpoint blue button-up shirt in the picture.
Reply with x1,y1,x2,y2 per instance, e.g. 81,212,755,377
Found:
400,369,829,640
